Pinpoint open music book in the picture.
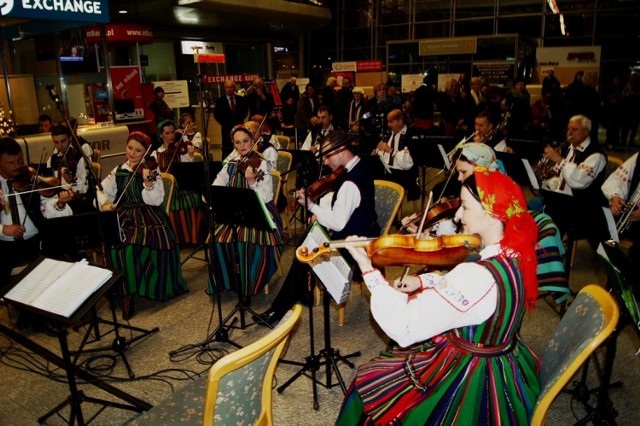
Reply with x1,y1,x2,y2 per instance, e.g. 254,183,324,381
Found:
3,258,113,318
303,222,353,304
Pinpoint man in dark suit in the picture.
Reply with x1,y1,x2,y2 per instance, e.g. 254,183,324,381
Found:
214,80,248,150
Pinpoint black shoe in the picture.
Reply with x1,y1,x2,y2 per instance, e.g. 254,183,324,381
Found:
252,309,282,327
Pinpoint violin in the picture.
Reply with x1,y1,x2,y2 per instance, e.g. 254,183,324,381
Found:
296,233,481,268
236,150,266,182
305,166,346,203
401,197,460,233
11,166,72,198
136,156,159,181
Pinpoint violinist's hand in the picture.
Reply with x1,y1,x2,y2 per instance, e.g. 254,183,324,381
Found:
296,188,307,207
310,145,318,153
101,202,116,211
376,141,391,153
142,169,156,188
308,214,317,225
392,275,421,293
609,196,626,216
187,144,196,157
56,190,74,207
245,166,256,185
3,224,26,240
344,235,373,273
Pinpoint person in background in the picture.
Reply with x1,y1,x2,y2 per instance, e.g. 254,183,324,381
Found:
337,167,540,425
214,80,249,151
153,120,202,245
148,86,175,126
38,114,53,133
295,83,319,137
280,77,300,126
46,124,94,213
347,87,367,132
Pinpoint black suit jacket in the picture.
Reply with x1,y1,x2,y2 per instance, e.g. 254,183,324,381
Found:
214,94,248,147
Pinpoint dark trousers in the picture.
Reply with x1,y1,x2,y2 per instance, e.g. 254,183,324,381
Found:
0,236,41,290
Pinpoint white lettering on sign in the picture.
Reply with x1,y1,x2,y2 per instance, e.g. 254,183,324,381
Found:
21,0,102,14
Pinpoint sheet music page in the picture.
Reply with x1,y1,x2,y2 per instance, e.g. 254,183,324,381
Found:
30,262,112,318
437,144,451,170
256,191,277,230
521,158,539,190
3,258,74,305
601,207,619,243
303,223,352,304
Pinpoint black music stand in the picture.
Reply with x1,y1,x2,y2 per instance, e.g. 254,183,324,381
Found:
408,137,454,203
173,186,277,355
276,226,360,409
170,161,223,265
0,258,151,424
505,137,544,163
39,212,158,379
495,151,538,189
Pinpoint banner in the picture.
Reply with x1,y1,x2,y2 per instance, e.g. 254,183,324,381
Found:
203,74,261,84
86,24,153,44
110,66,144,120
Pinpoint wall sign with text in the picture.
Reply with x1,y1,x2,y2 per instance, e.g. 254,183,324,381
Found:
0,0,109,23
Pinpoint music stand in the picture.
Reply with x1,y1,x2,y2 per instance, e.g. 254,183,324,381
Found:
0,258,151,424
170,161,223,265
358,154,387,181
505,138,544,163
407,137,454,204
172,186,277,355
495,151,539,189
39,211,159,378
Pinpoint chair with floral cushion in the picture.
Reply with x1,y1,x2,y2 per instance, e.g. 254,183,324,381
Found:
133,304,302,425
530,284,619,425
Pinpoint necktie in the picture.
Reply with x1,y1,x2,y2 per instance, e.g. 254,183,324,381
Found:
558,148,577,191
6,179,20,225
316,129,325,146
388,133,397,166
230,96,236,113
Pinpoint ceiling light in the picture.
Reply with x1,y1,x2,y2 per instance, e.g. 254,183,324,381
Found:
119,10,128,14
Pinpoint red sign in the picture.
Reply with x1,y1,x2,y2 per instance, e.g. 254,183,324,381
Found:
357,59,383,72
110,66,144,119
86,24,154,44
203,74,261,84
195,54,226,63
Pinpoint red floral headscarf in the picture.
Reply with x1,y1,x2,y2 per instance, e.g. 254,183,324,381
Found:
472,166,538,309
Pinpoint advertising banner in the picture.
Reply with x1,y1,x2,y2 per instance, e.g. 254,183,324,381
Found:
203,74,261,84
110,66,144,120
152,81,190,109
86,24,153,44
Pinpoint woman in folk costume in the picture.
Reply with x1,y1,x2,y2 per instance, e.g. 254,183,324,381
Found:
338,167,541,425
209,124,283,298
98,131,187,315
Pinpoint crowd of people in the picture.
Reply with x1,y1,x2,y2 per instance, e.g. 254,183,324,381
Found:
2,69,640,424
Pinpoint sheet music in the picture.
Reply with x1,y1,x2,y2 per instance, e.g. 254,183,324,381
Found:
4,258,113,318
437,144,451,170
521,158,539,190
257,192,277,230
602,207,619,243
4,258,74,305
303,223,352,304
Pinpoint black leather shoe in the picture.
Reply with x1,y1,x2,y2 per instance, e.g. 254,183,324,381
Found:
252,309,282,327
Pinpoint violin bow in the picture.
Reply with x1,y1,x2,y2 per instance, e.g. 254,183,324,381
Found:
22,148,48,226
399,191,433,284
